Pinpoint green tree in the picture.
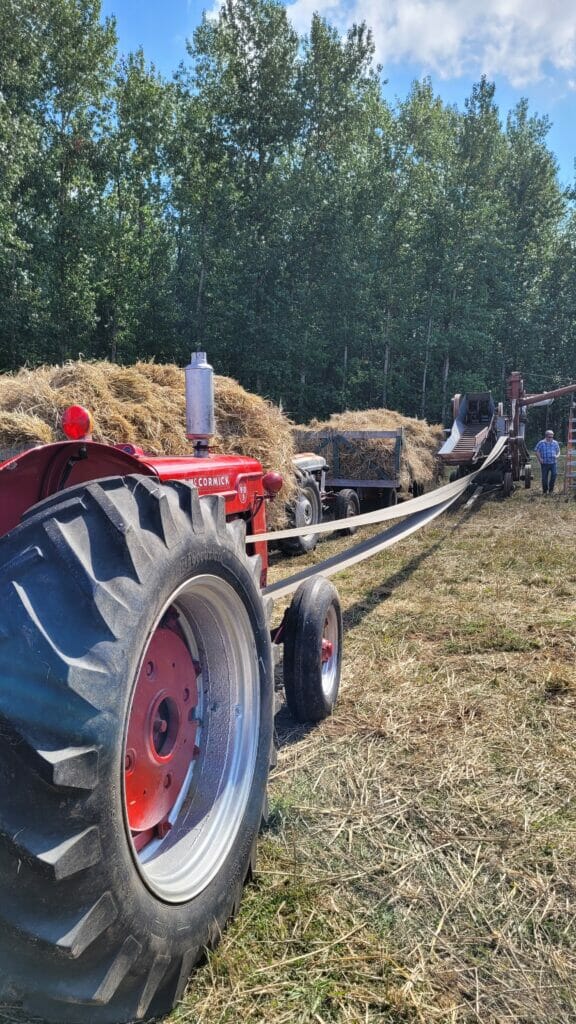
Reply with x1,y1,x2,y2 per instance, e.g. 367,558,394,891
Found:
492,100,565,386
0,0,117,365
0,0,48,366
94,50,175,362
283,16,382,417
172,0,300,381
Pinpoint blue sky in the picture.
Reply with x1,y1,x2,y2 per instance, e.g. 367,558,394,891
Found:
101,0,576,186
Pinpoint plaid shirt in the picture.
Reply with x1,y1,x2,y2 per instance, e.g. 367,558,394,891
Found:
534,439,560,463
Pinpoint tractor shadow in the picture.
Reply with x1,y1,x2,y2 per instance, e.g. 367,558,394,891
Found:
273,702,315,749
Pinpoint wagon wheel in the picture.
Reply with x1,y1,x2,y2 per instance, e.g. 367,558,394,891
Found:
334,488,360,536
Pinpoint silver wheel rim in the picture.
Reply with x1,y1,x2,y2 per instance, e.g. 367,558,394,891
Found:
321,603,339,699
124,574,260,904
297,494,314,526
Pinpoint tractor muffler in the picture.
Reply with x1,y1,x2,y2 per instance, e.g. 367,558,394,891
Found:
185,351,215,457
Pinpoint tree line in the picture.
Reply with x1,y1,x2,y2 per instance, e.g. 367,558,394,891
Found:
1,0,575,426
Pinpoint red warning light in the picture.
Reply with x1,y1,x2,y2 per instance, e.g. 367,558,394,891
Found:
262,471,284,496
61,405,94,440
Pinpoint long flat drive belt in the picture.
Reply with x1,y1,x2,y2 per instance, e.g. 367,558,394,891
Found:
261,437,508,600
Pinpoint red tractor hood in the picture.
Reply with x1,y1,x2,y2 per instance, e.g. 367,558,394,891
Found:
0,441,266,540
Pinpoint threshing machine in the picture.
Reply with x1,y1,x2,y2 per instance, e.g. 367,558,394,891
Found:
438,371,576,494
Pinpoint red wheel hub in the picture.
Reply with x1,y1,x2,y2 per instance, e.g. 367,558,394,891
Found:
321,636,334,663
125,626,199,850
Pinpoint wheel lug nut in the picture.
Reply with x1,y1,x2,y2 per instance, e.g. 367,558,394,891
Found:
145,660,154,677
183,688,190,703
164,773,172,789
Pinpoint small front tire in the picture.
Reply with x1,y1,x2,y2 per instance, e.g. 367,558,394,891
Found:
283,577,342,723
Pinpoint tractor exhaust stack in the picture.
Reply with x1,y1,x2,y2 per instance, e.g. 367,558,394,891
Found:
186,351,215,457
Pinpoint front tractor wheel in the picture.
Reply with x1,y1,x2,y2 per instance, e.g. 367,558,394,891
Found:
283,576,343,722
280,474,322,556
0,477,273,1023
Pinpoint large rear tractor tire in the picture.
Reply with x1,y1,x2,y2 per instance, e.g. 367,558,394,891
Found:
0,476,273,1024
280,474,322,556
283,577,342,723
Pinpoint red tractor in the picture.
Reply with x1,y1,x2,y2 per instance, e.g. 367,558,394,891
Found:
0,354,342,1023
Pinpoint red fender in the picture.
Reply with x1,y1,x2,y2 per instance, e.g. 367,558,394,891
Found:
0,442,157,539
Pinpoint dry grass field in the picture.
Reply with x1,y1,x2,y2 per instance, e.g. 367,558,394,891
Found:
1,483,574,1024
172,484,576,1024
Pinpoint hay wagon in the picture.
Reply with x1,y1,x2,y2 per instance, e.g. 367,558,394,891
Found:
281,427,419,555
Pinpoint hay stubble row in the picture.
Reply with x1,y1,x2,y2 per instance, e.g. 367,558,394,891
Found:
179,489,576,1024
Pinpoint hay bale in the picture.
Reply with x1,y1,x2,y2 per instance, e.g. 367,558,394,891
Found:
297,408,444,492
0,367,68,427
0,411,54,456
133,361,183,390
0,376,40,413
0,361,295,528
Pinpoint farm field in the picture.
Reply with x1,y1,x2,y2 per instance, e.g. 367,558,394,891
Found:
1,484,574,1024
171,485,576,1024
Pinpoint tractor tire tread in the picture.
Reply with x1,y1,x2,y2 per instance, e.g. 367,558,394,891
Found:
334,488,360,535
7,892,119,960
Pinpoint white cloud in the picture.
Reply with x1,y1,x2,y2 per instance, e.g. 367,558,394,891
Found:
286,0,576,87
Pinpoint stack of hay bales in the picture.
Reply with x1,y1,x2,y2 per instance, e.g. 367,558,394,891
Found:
296,408,444,492
0,361,295,528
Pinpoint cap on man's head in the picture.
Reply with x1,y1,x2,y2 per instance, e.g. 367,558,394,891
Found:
545,430,554,436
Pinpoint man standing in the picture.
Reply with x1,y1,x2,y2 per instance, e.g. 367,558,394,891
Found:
534,429,561,494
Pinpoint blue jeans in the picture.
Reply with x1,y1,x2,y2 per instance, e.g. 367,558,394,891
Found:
541,462,557,493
